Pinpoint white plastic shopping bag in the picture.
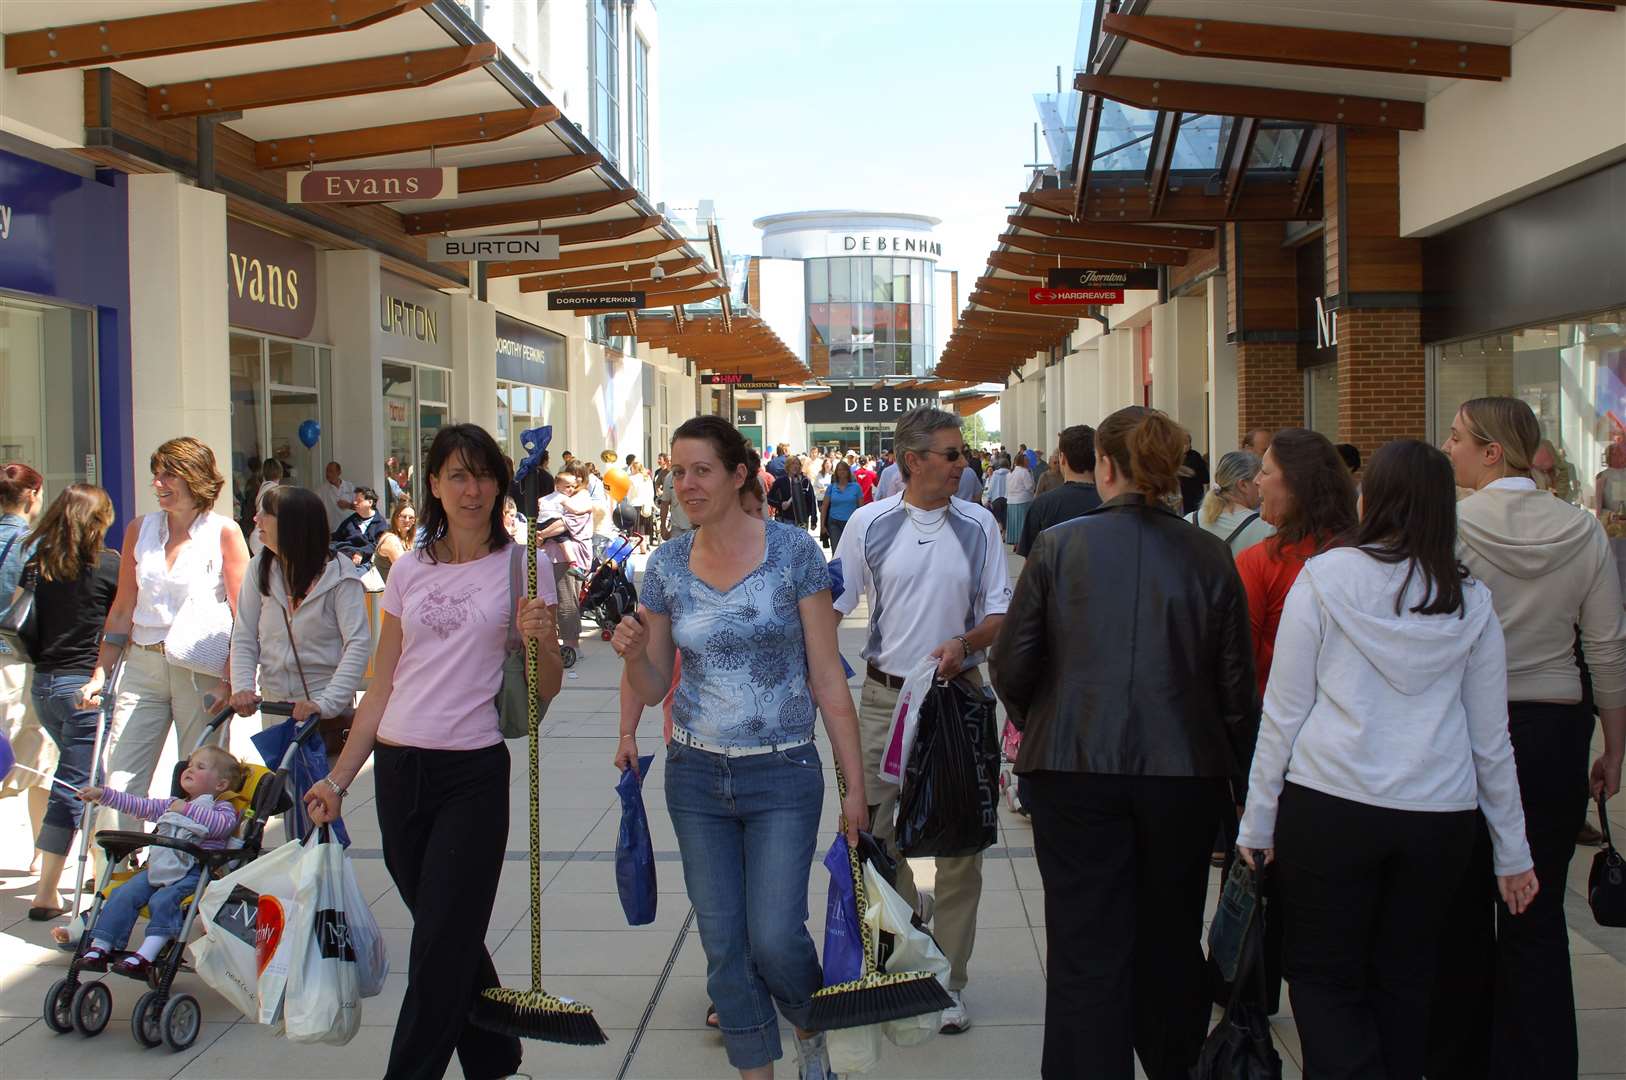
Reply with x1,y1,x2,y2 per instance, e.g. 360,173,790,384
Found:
878,657,940,785
191,835,306,1024
827,859,954,1075
284,827,363,1045
339,848,388,998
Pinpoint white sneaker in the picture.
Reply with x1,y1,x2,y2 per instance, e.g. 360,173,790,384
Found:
914,889,936,925
939,989,971,1034
794,1031,836,1079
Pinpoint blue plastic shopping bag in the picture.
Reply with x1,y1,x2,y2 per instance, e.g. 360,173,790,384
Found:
821,835,864,986
252,717,350,847
615,756,657,925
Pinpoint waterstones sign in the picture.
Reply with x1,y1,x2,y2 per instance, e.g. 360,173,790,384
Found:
226,219,318,338
803,387,940,423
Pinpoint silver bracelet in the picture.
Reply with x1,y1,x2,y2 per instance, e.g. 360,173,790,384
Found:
320,776,348,799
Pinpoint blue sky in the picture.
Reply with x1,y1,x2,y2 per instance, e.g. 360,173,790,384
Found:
659,0,1086,288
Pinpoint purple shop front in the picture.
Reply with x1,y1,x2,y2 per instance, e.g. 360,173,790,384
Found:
0,146,133,524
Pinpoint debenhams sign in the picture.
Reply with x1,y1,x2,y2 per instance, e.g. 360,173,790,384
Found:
834,233,942,259
803,387,940,423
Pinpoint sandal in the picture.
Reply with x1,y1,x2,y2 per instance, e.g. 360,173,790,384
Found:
28,905,68,921
113,954,152,980
705,1003,719,1029
78,946,111,972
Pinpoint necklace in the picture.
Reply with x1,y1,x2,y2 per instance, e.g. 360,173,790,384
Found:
903,501,949,535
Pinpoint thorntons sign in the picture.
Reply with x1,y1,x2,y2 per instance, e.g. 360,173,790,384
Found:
803,387,940,423
839,234,942,258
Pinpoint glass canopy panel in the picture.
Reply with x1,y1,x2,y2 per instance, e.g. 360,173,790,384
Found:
1169,113,1225,172
1250,127,1307,170
1092,101,1156,173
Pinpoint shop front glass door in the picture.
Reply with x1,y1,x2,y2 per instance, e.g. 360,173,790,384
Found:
229,334,267,529
0,294,98,498
417,367,449,499
382,362,416,505
268,340,323,490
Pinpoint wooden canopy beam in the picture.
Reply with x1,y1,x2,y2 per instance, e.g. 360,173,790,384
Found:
148,42,496,119
1076,74,1424,131
516,256,703,293
257,105,559,167
1011,207,1216,248
403,188,638,235
1103,13,1511,81
1481,0,1619,7
485,237,684,277
988,250,1126,278
1000,231,1186,265
6,0,432,73
569,284,728,314
1222,117,1260,216
457,152,603,194
1078,182,1315,223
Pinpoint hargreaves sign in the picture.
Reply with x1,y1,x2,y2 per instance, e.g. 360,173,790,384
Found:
803,387,941,423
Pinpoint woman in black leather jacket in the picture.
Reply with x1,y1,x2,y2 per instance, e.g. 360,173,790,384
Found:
993,406,1258,1080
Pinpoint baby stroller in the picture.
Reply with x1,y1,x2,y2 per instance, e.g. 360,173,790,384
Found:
43,701,323,1051
580,534,639,639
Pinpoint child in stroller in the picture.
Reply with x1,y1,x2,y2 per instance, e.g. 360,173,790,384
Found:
74,746,243,979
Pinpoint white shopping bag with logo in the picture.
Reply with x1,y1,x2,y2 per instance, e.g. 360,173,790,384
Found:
284,827,364,1045
191,835,306,1024
878,657,940,785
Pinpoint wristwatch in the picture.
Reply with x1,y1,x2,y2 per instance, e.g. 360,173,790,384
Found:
320,776,348,800
955,635,973,658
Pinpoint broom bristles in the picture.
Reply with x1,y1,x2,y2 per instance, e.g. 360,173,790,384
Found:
470,987,609,1046
806,970,954,1032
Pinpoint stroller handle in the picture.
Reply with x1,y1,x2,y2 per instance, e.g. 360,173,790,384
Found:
258,701,329,752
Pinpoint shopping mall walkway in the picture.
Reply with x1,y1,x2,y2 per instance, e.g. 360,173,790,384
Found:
0,550,1622,1079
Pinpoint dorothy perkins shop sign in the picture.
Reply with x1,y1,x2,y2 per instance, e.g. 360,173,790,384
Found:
803,387,940,423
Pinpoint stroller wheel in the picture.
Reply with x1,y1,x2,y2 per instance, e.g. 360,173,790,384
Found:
560,646,577,669
161,992,201,1052
132,990,164,1048
71,980,112,1037
43,978,75,1033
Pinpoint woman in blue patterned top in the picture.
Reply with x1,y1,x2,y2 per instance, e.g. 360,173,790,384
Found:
614,417,867,1080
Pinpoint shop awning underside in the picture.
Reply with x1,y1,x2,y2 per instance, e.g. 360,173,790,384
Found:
1,0,806,378
937,0,1614,383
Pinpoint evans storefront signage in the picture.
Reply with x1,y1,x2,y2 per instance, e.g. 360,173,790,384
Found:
803,387,940,423
226,219,318,338
496,313,566,389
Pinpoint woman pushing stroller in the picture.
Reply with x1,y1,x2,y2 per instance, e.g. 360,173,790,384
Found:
73,744,245,979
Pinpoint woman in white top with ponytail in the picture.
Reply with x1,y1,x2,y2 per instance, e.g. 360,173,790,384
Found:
80,437,249,835
1186,450,1274,556
1237,439,1534,1078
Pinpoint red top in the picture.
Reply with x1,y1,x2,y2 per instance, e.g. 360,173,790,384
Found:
854,467,877,502
1234,535,1322,697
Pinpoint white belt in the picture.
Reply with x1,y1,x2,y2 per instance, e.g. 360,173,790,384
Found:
671,726,809,758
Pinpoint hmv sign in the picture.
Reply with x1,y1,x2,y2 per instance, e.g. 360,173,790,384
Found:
803,387,940,423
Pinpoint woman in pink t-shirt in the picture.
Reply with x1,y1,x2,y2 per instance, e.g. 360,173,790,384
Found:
305,424,561,1080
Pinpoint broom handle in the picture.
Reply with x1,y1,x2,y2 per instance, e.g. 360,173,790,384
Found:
834,764,880,978
527,526,544,990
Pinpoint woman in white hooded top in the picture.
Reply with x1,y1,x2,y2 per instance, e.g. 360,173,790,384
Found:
229,486,371,736
1237,439,1534,1080
1430,396,1626,1079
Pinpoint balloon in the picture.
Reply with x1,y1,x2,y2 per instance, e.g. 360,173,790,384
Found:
298,420,321,449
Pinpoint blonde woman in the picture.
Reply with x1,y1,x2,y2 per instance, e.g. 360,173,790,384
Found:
1185,450,1274,556
374,500,417,582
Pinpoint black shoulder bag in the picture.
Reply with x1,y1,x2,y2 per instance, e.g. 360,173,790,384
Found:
1589,796,1626,928
1223,512,1262,548
1193,863,1283,1079
0,537,38,662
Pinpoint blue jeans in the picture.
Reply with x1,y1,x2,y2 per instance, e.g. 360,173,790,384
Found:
665,739,825,1070
92,865,202,947
31,670,102,856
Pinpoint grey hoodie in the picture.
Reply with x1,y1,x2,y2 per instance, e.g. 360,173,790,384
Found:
231,554,371,720
1456,485,1626,709
1238,548,1532,875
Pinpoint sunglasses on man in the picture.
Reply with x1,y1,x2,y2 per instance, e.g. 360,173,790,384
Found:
919,446,972,462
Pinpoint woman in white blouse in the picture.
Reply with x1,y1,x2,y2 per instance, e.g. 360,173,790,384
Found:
1003,456,1036,546
81,437,249,835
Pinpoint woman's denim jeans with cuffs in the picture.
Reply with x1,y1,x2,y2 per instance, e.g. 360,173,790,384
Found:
665,738,825,1070
30,670,102,856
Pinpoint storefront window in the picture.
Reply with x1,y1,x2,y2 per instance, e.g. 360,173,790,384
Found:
1306,362,1340,442
0,294,98,496
1432,310,1626,509
806,257,935,380
228,332,331,534
380,360,453,509
496,382,569,474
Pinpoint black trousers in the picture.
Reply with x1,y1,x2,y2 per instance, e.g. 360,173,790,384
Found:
1025,770,1227,1080
376,742,522,1080
1276,783,1475,1079
1427,701,1593,1080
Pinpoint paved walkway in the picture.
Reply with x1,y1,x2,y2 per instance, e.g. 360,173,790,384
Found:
1,548,1622,1078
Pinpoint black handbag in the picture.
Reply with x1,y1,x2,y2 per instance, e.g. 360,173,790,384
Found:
895,676,999,858
1192,868,1283,1080
0,542,38,663
1589,796,1626,928
1207,860,1261,984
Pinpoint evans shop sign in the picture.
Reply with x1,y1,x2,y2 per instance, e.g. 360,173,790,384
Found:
803,387,940,423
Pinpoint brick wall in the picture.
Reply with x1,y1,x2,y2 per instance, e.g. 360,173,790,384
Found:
1235,341,1302,445
1337,307,1426,456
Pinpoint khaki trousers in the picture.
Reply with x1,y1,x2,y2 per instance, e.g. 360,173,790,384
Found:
102,645,215,835
858,674,984,991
